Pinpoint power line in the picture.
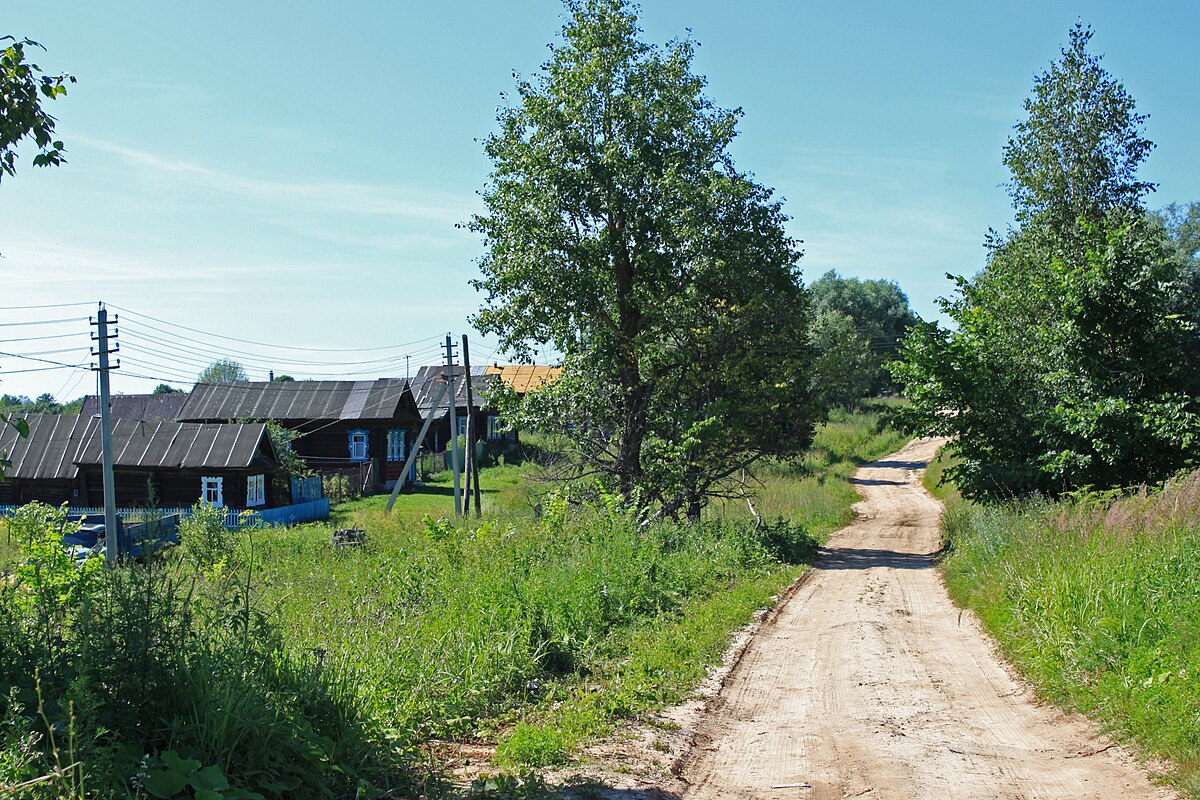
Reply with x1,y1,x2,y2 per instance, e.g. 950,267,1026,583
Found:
0,316,87,328
110,304,442,354
0,302,93,310
0,331,86,343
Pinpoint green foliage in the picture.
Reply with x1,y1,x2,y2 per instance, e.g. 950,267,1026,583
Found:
322,473,359,504
892,24,1200,500
0,36,74,183
179,502,240,575
808,270,920,395
0,502,414,799
196,359,249,384
494,723,571,769
152,383,183,395
808,310,874,409
470,0,815,516
264,420,309,498
1003,23,1155,228
941,475,1200,795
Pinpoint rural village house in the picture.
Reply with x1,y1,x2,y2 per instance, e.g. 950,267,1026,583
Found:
174,379,422,493
0,414,280,509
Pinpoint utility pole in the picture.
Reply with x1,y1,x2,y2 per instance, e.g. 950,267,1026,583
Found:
445,334,462,517
90,303,120,566
461,334,483,517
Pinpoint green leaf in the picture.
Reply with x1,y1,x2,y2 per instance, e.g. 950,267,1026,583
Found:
144,769,188,798
189,765,230,792
194,790,223,800
160,750,202,775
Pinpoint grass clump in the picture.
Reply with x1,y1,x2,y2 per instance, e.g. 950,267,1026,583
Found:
941,474,1200,797
0,502,418,799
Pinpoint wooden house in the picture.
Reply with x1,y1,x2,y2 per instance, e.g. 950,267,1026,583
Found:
409,366,516,454
0,414,280,510
79,392,189,423
175,379,421,492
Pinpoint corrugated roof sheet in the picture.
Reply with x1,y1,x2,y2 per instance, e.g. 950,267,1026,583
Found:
485,365,562,394
177,379,410,422
410,366,495,416
79,393,190,423
73,420,273,470
0,415,92,480
0,415,275,477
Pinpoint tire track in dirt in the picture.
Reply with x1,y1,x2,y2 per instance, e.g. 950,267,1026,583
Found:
676,438,1177,800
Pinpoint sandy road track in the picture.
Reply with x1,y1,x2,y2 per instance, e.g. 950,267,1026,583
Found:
678,438,1176,800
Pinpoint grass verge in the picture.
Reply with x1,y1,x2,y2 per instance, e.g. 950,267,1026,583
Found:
940,474,1200,797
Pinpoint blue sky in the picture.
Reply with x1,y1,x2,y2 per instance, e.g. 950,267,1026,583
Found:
1,1,1197,400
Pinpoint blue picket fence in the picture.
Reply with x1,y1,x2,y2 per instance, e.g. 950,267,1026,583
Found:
0,498,329,529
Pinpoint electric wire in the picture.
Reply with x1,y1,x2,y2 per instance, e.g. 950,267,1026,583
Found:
0,317,87,327
110,304,441,354
0,302,93,310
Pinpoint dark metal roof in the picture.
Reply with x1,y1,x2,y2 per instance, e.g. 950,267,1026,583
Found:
177,379,412,423
0,414,92,480
0,414,275,478
80,393,190,423
73,420,275,470
410,366,496,417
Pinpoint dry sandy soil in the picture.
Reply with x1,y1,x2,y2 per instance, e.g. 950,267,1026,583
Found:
553,438,1179,800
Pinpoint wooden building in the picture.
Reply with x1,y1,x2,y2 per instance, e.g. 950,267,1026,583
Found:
0,414,280,509
409,365,516,454
79,392,189,423
175,379,422,492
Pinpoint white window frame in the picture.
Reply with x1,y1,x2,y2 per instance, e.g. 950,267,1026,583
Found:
202,476,224,508
246,474,266,508
456,415,468,438
349,430,369,461
387,429,405,461
487,415,504,441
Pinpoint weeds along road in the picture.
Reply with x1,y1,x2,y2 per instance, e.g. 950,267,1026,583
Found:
678,438,1177,800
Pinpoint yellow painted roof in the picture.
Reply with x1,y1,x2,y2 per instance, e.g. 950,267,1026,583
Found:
485,365,562,394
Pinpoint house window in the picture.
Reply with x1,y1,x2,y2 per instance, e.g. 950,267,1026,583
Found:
348,429,369,461
387,429,406,461
202,476,224,508
487,415,505,441
456,415,468,438
247,474,266,507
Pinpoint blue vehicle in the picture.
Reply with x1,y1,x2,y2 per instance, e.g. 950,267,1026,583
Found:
62,514,180,563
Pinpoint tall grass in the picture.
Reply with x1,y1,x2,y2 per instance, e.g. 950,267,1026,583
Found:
941,474,1200,797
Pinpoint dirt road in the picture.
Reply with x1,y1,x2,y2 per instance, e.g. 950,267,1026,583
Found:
676,438,1175,800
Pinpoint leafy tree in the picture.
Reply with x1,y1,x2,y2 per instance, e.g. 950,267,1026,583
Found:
808,270,919,394
152,383,183,395
272,374,295,383
1155,201,1200,269
470,0,815,517
0,36,74,183
893,24,1200,500
265,420,310,498
809,310,874,409
196,359,248,384
1003,23,1155,230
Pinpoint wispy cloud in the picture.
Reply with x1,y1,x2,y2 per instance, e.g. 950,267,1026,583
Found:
75,136,478,227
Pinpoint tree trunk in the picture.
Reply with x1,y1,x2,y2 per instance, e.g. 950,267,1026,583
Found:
612,214,647,501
